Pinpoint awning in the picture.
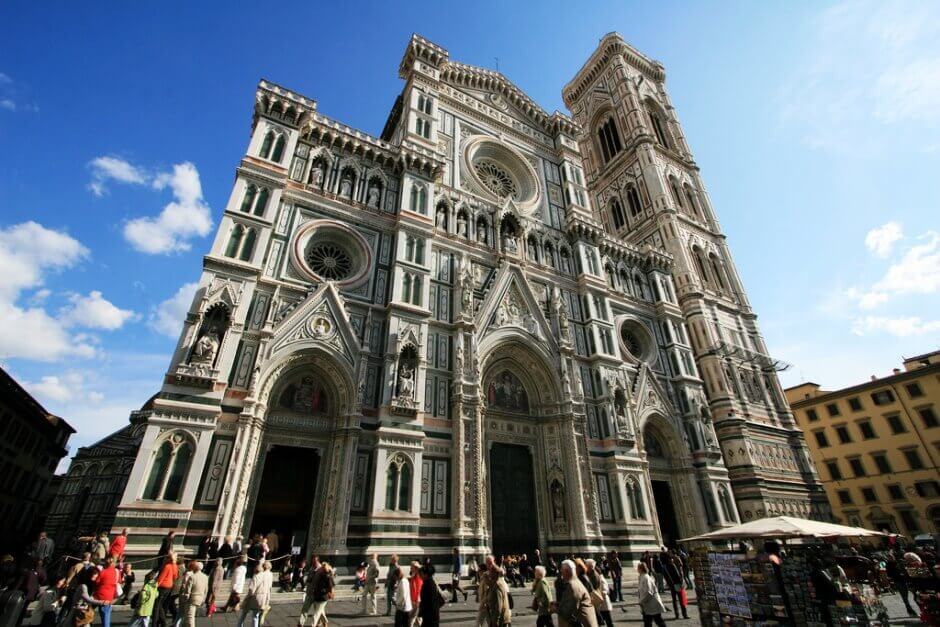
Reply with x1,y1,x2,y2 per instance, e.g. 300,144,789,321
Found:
680,516,886,542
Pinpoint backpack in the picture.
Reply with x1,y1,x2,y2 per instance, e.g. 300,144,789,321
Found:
130,590,141,610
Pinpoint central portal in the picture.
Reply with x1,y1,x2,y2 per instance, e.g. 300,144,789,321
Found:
489,442,538,557
651,479,680,548
250,445,320,555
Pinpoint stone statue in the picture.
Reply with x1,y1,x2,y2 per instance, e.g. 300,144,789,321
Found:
367,183,380,208
457,213,468,237
700,406,716,447
436,208,447,229
477,224,488,244
550,480,566,521
502,232,517,253
312,317,330,337
192,332,219,363
397,363,415,399
310,162,324,187
339,176,352,197
455,339,464,376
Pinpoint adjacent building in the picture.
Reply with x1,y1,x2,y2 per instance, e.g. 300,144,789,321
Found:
0,366,75,554
77,32,826,568
786,350,940,536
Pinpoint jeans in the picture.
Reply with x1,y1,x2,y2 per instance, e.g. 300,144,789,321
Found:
100,604,112,627
237,608,261,627
386,588,394,615
129,616,151,627
611,574,623,602
298,598,327,626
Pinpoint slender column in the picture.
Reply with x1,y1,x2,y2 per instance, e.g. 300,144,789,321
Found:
317,423,361,554
219,414,264,537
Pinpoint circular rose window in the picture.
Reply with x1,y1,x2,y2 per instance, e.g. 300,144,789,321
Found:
618,318,655,363
290,220,372,287
463,137,540,212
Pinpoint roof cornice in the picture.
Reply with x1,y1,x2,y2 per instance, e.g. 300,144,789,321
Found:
563,32,666,107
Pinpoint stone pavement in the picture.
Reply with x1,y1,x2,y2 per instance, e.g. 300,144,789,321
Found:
79,588,925,625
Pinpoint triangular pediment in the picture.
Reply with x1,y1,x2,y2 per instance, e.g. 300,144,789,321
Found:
267,283,361,366
632,364,675,418
475,263,557,351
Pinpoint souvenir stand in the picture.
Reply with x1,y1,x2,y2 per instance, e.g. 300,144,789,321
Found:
683,516,888,627
906,562,940,623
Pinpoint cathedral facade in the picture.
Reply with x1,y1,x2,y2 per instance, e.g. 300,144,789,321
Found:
105,33,829,567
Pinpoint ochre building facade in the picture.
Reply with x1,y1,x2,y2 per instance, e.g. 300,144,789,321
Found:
786,350,940,537
87,33,827,568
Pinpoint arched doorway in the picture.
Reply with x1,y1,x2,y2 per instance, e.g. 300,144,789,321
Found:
245,365,339,556
643,420,685,548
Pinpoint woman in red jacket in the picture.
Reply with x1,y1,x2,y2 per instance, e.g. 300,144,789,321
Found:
109,529,128,562
94,557,119,627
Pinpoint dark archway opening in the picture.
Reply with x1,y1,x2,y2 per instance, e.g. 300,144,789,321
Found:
652,480,681,548
489,443,538,557
250,446,320,556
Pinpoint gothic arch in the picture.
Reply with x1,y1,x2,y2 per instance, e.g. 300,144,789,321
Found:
639,412,687,464
253,348,357,418
479,337,561,409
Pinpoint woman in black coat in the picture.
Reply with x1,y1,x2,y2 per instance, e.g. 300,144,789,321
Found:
418,566,444,627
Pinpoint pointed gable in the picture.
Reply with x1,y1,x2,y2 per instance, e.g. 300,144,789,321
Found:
267,283,362,366
632,363,676,419
475,263,557,351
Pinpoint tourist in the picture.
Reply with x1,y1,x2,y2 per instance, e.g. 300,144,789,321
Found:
265,529,279,557
608,551,623,603
385,554,402,616
28,576,63,627
408,561,423,626
179,560,208,627
92,533,110,565
246,536,264,577
476,555,495,624
218,536,234,578
653,548,666,593
156,532,175,571
299,561,334,626
555,559,596,627
468,556,479,589
233,535,244,557
207,558,223,616
663,549,688,619
34,531,55,565
636,562,667,627
585,558,614,627
451,547,468,602
166,554,185,626
392,561,412,627
292,557,308,592
418,565,445,627
118,561,135,604
238,560,272,627
225,557,247,612
130,574,158,627
886,550,918,618
531,565,553,627
677,545,692,589
65,568,107,627
94,557,119,627
66,552,93,589
279,558,293,593
362,553,379,615
110,529,129,562
486,567,512,626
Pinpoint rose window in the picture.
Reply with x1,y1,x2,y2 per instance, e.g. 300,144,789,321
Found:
474,160,518,199
621,328,643,358
618,319,655,363
305,243,353,280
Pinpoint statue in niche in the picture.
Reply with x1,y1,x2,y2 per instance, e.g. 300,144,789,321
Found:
367,182,381,208
191,333,219,363
527,238,538,261
457,213,468,238
477,223,488,244
700,405,716,447
310,162,325,187
502,231,517,253
312,316,331,338
339,175,353,198
550,288,570,337
614,388,629,431
550,479,567,521
435,208,447,229
397,363,415,399
454,339,464,376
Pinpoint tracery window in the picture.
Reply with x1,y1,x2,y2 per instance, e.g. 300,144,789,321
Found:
611,198,626,230
240,184,258,213
409,183,428,215
709,253,728,290
402,272,423,306
271,134,286,163
224,224,256,262
385,456,412,511
647,105,671,148
684,184,701,218
259,130,275,159
597,117,623,163
404,235,425,265
474,160,517,199
305,242,353,280
142,432,194,502
669,177,684,211
626,185,643,218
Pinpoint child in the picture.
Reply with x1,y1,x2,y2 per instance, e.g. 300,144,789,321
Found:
353,562,366,600
129,573,157,627
28,577,63,627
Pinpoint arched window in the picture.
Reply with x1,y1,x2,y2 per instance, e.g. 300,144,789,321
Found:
385,457,412,511
647,104,671,148
271,134,286,163
684,184,700,218
240,184,258,213
669,177,684,210
611,198,626,230
626,186,643,218
225,224,245,258
709,254,727,290
410,184,428,215
402,274,412,303
254,188,269,216
692,247,711,287
259,130,275,159
597,116,623,163
411,275,423,306
239,228,256,262
142,432,193,503
417,93,433,115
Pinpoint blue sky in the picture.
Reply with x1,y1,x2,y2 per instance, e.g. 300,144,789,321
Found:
1,1,938,460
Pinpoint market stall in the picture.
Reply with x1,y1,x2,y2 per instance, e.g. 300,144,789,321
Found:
682,516,888,627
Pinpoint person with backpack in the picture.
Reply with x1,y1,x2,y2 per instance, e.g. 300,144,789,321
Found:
130,573,158,627
486,567,512,626
418,565,445,627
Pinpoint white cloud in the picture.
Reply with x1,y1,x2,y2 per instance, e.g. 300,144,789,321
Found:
851,315,940,337
87,156,148,196
0,221,88,300
845,288,889,310
24,372,100,404
60,291,136,330
123,162,213,254
871,231,940,295
149,281,198,338
0,304,97,361
0,99,14,112
864,221,903,258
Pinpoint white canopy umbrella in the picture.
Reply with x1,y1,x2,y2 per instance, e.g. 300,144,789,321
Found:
681,516,886,542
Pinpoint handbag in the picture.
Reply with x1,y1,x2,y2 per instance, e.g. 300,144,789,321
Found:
679,587,688,608
73,606,96,626
590,588,605,607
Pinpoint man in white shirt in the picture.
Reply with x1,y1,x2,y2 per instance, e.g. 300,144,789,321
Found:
393,570,412,627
